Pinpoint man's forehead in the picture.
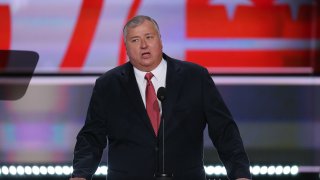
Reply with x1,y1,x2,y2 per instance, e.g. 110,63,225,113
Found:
128,21,155,31
127,26,157,36
128,32,154,36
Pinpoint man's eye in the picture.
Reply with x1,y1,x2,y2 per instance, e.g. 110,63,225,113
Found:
131,39,139,42
146,36,153,39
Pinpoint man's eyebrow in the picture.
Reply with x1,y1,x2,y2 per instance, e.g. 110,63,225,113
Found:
145,33,155,36
128,33,155,39
129,36,140,39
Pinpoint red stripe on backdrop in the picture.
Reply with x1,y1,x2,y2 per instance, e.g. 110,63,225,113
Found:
0,5,11,70
186,0,320,38
313,50,320,74
186,50,314,68
117,0,141,66
311,2,320,74
316,61,320,74
60,0,103,70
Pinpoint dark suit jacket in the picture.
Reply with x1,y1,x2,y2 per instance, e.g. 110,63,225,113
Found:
72,53,251,180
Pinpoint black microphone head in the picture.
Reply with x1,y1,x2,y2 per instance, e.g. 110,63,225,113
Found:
157,87,166,102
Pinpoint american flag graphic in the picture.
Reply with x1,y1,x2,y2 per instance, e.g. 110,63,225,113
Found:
186,0,320,74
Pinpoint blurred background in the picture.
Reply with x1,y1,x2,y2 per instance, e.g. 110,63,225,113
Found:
0,0,319,179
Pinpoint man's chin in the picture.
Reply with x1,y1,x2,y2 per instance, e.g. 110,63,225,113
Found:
139,63,156,72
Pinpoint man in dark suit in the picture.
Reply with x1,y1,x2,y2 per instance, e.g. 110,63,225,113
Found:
70,15,251,180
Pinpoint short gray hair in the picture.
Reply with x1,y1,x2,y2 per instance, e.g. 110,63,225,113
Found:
123,15,160,42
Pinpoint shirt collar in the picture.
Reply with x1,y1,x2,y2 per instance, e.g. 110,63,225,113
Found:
133,58,166,83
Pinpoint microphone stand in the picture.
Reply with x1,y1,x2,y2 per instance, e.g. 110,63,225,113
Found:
155,87,173,180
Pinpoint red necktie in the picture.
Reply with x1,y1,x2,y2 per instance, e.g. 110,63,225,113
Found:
145,72,160,136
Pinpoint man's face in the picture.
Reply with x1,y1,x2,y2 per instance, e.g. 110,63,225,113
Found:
125,20,163,72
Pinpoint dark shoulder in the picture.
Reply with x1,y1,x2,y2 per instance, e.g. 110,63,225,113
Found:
166,55,208,75
95,62,130,85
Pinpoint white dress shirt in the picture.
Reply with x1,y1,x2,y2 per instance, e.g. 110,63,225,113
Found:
133,59,167,110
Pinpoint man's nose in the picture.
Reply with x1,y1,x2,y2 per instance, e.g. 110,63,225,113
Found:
140,39,147,48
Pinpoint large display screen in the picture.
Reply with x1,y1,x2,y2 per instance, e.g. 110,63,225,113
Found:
0,0,319,74
0,0,319,166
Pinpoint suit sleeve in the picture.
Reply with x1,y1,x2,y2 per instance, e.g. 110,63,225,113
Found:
71,79,108,180
201,68,251,179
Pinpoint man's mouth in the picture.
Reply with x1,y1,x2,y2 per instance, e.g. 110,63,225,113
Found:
141,52,151,58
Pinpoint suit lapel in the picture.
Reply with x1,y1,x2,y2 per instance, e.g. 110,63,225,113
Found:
159,54,184,138
119,63,157,138
118,55,185,139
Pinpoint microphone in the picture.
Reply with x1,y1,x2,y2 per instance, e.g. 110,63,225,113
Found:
155,87,173,180
157,87,166,102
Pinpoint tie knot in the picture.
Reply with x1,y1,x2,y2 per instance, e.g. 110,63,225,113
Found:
145,72,154,81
